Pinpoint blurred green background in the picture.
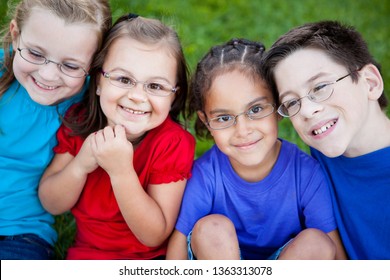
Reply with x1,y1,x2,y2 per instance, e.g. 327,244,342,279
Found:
1,0,389,258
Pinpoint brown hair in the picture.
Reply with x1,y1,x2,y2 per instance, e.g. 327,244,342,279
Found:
65,14,190,138
262,20,387,109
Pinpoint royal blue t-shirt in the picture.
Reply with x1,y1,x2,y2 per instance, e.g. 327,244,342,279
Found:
176,140,336,259
311,147,390,259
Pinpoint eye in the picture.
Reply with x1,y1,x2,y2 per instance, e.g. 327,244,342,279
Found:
147,82,166,91
283,99,300,109
26,48,45,60
214,115,234,123
312,83,330,94
114,75,134,86
248,104,263,115
61,63,82,72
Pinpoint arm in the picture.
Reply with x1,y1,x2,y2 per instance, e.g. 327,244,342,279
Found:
327,230,347,260
93,125,187,247
38,134,98,215
166,230,188,259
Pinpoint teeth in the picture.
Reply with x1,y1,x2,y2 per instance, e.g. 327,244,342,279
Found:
313,120,336,135
121,106,146,114
35,80,57,90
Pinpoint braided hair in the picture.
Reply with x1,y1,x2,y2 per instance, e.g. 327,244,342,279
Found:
188,38,266,139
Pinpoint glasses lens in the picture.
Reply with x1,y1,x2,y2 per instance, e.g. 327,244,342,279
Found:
249,104,274,119
19,48,45,64
209,115,234,130
145,83,173,97
309,83,334,103
59,65,87,78
278,100,300,117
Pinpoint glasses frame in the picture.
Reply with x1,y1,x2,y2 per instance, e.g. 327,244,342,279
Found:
277,71,355,118
100,69,179,97
206,103,275,130
17,33,88,78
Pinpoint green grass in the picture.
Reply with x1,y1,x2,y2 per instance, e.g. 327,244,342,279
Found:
1,0,389,259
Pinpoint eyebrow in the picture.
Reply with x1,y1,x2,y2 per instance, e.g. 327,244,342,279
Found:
279,72,329,100
209,96,269,115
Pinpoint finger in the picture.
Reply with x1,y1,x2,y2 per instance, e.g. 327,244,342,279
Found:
114,124,126,139
103,126,115,141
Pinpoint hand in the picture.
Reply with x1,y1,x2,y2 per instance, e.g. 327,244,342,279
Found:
91,125,134,176
74,133,99,174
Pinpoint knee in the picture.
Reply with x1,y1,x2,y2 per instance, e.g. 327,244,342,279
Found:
280,228,336,260
191,214,239,259
192,214,236,241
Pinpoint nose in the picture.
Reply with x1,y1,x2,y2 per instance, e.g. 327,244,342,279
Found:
298,97,323,119
127,83,148,102
38,61,61,81
233,113,252,137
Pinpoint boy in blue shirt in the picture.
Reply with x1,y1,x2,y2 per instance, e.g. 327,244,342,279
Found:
263,20,390,259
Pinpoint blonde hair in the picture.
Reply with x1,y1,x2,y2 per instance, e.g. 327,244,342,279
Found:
0,0,112,97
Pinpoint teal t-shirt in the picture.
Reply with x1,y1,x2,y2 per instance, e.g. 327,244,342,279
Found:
0,51,86,245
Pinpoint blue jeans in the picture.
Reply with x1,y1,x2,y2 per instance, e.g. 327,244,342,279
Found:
0,234,54,260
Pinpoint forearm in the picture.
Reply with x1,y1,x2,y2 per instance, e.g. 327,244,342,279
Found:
110,171,178,247
166,230,188,259
39,158,89,215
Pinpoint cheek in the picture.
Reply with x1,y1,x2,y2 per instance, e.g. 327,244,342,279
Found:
13,56,35,75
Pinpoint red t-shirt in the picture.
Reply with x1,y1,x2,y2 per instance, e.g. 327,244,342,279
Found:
54,116,195,259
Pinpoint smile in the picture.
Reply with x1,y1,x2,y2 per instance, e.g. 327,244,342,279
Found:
34,78,58,90
312,120,336,135
120,105,147,115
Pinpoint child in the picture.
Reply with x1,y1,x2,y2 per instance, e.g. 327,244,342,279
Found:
38,14,196,260
262,20,390,259
166,38,346,260
0,0,111,259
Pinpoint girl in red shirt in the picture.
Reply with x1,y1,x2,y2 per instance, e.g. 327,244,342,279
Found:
38,14,195,259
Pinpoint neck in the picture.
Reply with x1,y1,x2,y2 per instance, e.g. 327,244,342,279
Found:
345,108,390,157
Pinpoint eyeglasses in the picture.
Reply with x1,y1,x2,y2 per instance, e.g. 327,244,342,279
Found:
16,48,88,78
206,103,275,130
16,32,88,78
278,72,355,117
101,70,179,97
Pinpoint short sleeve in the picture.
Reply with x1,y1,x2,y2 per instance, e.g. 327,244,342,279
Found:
147,128,195,185
53,104,85,156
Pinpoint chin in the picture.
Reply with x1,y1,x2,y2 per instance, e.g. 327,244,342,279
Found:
315,145,346,158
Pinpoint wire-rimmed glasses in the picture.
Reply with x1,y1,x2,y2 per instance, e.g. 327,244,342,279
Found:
278,72,355,117
101,70,178,97
206,103,275,130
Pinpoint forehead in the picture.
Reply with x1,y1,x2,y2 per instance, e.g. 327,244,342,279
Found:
103,37,177,81
205,70,273,111
20,8,98,61
274,48,345,90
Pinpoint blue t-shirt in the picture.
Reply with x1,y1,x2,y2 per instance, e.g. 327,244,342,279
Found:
311,147,390,260
176,140,336,260
0,50,85,245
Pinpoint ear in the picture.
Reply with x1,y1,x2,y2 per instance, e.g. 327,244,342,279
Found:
197,110,208,126
96,86,101,96
10,20,20,48
360,64,384,101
